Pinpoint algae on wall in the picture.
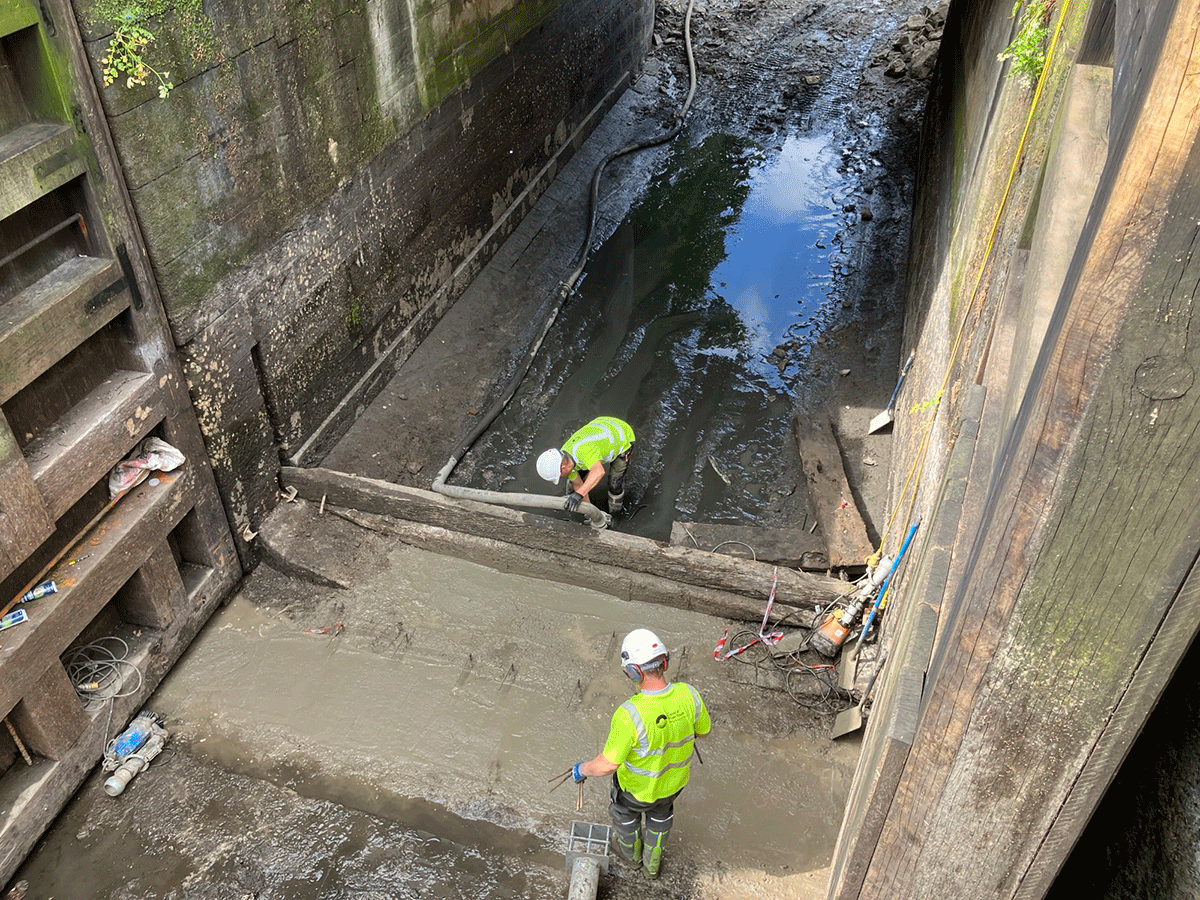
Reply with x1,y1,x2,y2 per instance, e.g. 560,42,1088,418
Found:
69,0,652,557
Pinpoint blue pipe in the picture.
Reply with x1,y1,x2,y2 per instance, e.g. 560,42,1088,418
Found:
857,518,920,645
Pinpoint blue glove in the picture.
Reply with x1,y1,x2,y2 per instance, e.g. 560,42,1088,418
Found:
564,492,583,513
572,762,587,783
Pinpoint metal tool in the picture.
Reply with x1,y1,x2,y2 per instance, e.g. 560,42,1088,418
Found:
832,648,888,739
868,350,915,434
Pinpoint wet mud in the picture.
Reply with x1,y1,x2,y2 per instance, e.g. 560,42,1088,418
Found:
16,541,861,899
323,0,933,551
10,0,937,896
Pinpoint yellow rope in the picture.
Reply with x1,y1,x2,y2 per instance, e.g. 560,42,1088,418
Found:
872,0,1075,561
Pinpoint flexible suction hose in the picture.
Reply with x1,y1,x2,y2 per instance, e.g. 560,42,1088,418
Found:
432,0,699,524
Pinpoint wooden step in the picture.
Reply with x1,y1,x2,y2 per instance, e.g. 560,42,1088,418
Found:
0,465,197,719
0,122,86,222
23,369,161,521
0,255,129,405
0,417,54,580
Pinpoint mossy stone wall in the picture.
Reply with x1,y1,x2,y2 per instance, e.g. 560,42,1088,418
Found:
71,0,652,555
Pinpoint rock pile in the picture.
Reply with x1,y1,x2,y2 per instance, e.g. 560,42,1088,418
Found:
871,2,949,79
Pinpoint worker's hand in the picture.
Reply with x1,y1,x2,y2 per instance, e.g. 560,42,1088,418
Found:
572,762,587,783
564,492,583,513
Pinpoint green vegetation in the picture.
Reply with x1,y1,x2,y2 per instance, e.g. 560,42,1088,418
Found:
346,296,364,333
92,0,213,99
998,0,1054,83
909,390,943,416
101,22,173,97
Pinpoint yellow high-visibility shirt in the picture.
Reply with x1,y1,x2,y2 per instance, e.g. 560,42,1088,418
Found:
602,682,710,803
563,417,635,476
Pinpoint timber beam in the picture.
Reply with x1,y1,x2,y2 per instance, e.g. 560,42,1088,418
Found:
279,467,852,621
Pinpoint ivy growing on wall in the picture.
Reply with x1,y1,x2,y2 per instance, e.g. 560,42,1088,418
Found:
998,0,1054,82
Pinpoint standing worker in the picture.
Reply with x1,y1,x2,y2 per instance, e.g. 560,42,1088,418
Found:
535,416,635,516
567,628,710,879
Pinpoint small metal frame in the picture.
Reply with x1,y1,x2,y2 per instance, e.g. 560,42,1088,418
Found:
566,821,611,874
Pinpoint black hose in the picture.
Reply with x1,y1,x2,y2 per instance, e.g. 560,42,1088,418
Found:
434,0,700,500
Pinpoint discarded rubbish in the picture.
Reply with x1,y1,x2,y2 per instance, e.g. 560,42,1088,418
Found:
0,610,29,631
707,456,730,484
302,622,344,636
107,436,186,497
19,580,57,603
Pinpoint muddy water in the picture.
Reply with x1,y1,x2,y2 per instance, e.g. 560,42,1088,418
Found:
15,544,861,898
460,129,862,541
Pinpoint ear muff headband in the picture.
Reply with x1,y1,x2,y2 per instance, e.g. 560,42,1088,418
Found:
622,651,668,680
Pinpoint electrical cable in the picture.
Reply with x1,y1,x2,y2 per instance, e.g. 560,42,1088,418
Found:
723,618,855,714
63,637,143,707
432,0,700,509
709,540,757,561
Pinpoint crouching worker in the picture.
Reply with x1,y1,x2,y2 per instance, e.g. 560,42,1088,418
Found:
568,629,710,879
535,416,634,516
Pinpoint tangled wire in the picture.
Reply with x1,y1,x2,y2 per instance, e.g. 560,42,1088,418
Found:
63,636,143,706
722,609,855,715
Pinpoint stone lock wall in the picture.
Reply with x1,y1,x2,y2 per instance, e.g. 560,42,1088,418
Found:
71,0,653,558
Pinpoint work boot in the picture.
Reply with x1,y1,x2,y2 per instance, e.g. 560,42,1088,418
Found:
643,824,669,878
607,489,625,516
612,829,642,865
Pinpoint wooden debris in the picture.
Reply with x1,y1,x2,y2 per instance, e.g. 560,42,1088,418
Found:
793,412,874,568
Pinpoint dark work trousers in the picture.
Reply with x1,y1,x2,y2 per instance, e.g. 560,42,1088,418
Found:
609,773,680,874
606,450,631,513
572,450,631,513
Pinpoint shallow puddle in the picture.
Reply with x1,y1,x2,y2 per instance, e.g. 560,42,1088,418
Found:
461,127,870,540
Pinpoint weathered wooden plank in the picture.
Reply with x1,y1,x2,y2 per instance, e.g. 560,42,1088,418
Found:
320,503,823,627
0,123,86,222
0,557,230,883
830,658,925,900
8,661,89,761
669,521,830,570
830,381,983,896
24,370,160,521
0,417,53,581
115,541,186,629
793,412,875,568
0,467,196,718
0,256,129,405
280,466,850,608
862,12,1200,898
1014,559,1200,898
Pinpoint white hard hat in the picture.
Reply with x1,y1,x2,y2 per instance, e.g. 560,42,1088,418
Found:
621,628,669,670
536,448,564,484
